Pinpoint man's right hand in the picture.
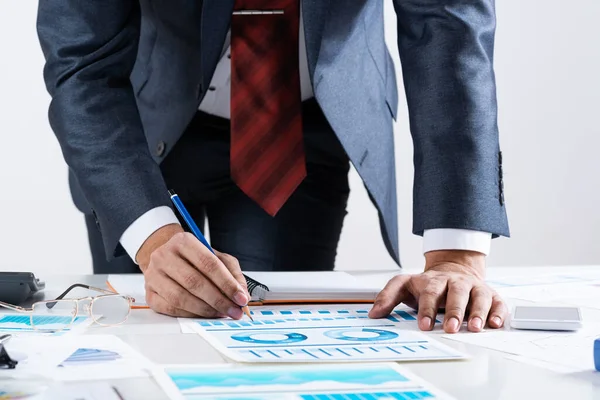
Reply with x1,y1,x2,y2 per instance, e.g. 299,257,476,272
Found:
136,224,250,319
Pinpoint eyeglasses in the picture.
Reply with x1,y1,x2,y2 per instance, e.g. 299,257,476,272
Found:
0,284,134,333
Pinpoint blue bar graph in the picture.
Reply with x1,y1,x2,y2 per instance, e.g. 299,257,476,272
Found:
261,311,274,316
395,310,416,321
300,392,435,400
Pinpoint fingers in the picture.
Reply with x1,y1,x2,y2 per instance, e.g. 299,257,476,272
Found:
465,285,493,332
369,275,411,319
487,292,508,329
417,278,447,331
146,289,213,318
145,274,224,318
443,278,472,333
171,233,249,306
164,258,244,319
215,250,249,299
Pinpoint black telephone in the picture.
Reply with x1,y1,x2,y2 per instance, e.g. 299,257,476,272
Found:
0,272,45,304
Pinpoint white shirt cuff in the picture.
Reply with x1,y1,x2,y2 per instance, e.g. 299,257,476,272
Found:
120,206,181,263
423,229,492,256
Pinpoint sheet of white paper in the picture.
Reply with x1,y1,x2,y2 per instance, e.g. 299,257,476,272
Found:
443,323,600,373
40,382,125,400
51,334,154,381
153,362,456,400
183,304,465,363
108,274,147,307
5,334,153,381
487,270,600,290
495,281,600,309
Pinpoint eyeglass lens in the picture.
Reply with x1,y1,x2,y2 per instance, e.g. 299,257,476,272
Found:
90,295,131,326
31,300,77,332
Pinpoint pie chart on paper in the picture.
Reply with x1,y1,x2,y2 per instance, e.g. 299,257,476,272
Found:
324,328,399,342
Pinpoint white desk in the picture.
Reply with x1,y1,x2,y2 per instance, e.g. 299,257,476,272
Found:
31,270,600,400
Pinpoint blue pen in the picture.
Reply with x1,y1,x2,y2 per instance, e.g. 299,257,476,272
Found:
168,190,253,320
168,190,214,254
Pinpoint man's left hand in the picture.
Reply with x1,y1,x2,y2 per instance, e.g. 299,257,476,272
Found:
369,250,508,333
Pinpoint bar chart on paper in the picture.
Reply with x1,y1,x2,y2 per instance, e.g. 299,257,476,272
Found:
155,363,455,400
185,305,464,363
195,308,422,331
0,314,88,333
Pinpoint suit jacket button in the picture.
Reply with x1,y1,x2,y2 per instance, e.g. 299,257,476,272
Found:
156,141,166,157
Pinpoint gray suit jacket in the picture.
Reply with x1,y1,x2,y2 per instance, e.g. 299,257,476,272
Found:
37,0,509,264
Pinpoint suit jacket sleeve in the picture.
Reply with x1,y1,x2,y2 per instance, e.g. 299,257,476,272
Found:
37,0,171,260
392,0,509,238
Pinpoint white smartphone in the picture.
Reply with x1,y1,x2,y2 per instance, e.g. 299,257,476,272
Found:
510,306,583,331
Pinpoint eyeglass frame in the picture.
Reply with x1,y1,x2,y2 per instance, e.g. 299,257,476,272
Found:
0,283,135,332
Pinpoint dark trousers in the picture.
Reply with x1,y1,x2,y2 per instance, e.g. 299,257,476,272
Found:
87,99,351,274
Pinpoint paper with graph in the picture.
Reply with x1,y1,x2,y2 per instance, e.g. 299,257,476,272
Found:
154,363,456,400
181,304,465,363
0,313,90,335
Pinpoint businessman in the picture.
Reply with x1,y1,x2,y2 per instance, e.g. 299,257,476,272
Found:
37,0,509,333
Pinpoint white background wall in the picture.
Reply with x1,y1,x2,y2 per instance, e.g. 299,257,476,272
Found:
0,1,599,276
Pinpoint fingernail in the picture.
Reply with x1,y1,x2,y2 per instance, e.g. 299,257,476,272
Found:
227,307,243,319
471,317,483,331
492,316,502,327
233,291,249,306
419,317,432,330
446,317,459,333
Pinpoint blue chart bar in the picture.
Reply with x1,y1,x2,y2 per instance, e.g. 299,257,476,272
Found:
300,392,435,400
387,315,401,323
261,311,274,316
300,311,311,315
301,349,319,359
1,315,78,327
280,311,292,315
356,310,368,314
199,321,211,327
318,310,331,314
338,310,350,314
239,321,251,327
212,321,223,326
395,310,417,321
226,321,239,327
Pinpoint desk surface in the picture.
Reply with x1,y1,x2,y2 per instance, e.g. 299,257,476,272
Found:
35,270,600,400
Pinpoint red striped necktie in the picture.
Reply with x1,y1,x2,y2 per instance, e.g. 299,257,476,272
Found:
230,0,305,216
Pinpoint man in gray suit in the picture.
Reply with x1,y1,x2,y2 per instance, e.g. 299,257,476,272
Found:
37,0,509,334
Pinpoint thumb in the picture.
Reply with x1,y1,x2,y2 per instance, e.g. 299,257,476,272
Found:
369,275,411,319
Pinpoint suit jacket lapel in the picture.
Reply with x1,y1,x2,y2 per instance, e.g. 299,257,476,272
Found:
201,0,235,90
303,0,330,80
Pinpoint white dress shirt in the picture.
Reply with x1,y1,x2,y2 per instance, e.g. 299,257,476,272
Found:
120,11,492,262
